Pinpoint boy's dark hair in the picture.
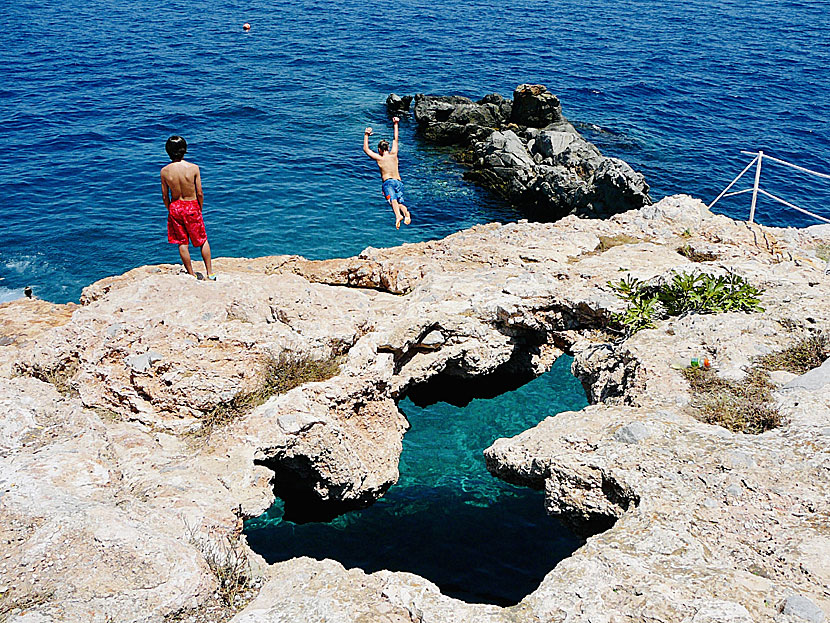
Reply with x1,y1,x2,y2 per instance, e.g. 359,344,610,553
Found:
165,135,187,161
377,140,390,154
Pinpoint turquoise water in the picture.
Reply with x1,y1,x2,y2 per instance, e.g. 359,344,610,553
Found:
2,0,829,303
245,356,589,605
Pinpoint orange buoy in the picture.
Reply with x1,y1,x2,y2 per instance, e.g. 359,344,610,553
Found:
243,22,251,31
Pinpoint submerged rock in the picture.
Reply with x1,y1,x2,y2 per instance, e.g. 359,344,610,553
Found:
393,83,652,219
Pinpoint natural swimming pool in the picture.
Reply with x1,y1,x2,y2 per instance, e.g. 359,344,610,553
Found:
245,355,589,605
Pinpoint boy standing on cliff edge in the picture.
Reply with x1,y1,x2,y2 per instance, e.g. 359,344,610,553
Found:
161,136,215,280
364,117,412,229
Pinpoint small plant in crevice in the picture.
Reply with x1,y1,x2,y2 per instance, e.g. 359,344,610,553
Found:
676,244,719,263
573,234,647,262
185,526,253,610
756,333,830,375
608,271,765,336
681,367,782,434
597,234,645,252
197,355,340,437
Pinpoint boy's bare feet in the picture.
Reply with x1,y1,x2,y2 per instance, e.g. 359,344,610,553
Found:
395,215,402,229
401,204,411,225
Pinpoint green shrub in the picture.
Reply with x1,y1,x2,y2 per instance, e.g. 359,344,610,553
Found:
607,275,659,334
658,271,764,316
608,271,765,335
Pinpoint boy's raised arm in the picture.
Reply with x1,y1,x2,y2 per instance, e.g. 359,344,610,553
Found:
363,127,380,160
391,117,399,154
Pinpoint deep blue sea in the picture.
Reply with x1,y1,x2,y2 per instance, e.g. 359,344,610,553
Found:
1,0,829,303
2,0,829,604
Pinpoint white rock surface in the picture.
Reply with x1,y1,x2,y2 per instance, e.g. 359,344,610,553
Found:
1,195,828,621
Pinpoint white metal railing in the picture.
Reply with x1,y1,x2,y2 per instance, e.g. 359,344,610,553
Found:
709,150,830,225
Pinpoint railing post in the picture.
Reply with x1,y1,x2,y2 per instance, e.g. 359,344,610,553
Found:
748,150,764,223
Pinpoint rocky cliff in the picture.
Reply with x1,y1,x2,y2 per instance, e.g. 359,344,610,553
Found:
1,195,829,622
388,84,652,220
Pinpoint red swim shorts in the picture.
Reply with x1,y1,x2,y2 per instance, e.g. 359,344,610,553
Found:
167,199,207,247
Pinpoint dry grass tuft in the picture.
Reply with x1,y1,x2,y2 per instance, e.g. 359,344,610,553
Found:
681,367,782,434
676,244,719,262
198,355,340,437
756,334,830,375
597,234,644,252
570,234,646,263
185,526,254,611
25,355,80,398
814,243,830,262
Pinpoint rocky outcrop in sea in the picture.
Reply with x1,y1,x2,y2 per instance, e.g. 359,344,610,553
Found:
387,84,652,220
1,196,829,622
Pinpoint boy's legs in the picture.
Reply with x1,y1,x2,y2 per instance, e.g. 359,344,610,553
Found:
178,244,196,276
199,240,213,276
392,181,410,226
390,200,404,230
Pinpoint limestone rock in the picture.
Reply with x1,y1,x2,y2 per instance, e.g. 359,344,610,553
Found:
613,420,651,444
1,195,829,621
784,357,830,391
781,594,826,622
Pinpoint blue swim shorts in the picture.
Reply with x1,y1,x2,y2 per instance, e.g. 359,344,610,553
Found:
381,178,405,204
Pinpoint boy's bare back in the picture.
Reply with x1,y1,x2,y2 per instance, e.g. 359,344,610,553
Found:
374,151,401,181
161,160,201,205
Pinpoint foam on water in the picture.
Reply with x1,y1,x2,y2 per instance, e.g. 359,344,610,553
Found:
0,286,24,304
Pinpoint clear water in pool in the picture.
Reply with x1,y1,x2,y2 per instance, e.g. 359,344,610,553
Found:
245,355,589,605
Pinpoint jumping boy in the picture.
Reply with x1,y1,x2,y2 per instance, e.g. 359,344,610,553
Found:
363,117,411,229
160,136,215,280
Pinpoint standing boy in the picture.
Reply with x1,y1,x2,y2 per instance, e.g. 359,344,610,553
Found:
160,136,215,280
363,117,412,229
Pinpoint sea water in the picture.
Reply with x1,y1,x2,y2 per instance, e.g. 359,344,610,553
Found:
1,0,829,303
245,355,589,605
